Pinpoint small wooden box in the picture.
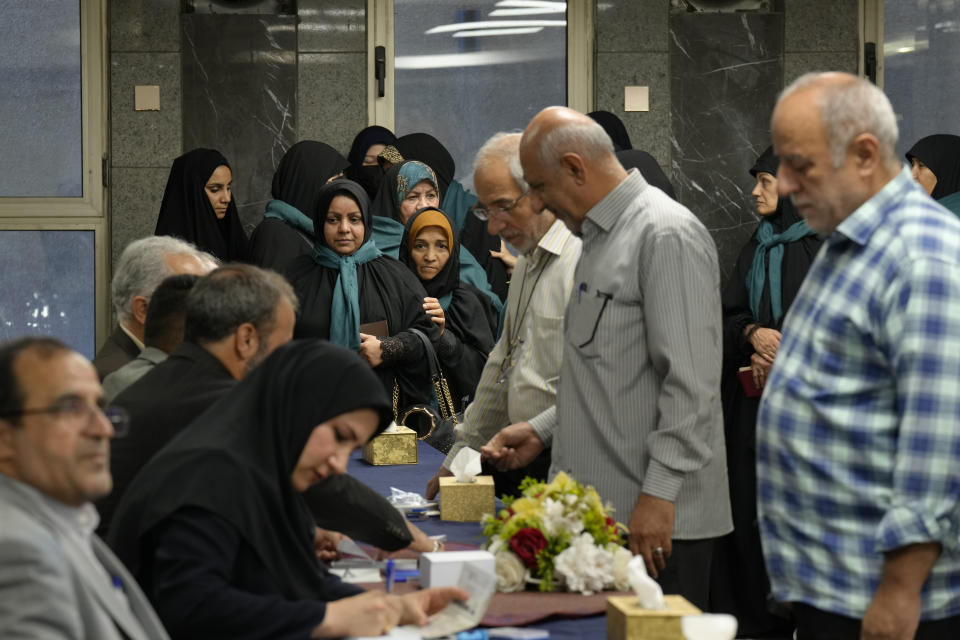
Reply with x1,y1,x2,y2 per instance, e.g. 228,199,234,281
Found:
438,475,495,522
606,595,701,640
361,425,418,465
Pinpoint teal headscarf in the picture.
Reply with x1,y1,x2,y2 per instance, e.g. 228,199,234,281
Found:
394,161,439,221
311,179,382,350
746,219,816,326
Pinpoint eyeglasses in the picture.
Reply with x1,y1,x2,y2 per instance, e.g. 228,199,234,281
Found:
473,189,529,222
0,397,130,437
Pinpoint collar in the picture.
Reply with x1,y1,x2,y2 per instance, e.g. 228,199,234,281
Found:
584,169,648,234
119,323,145,352
170,341,236,379
137,346,169,365
1,474,99,539
833,166,913,247
532,219,573,257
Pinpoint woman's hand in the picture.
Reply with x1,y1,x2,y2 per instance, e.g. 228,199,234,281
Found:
491,239,517,274
748,326,781,362
312,590,402,638
423,297,445,335
398,587,470,626
358,333,383,367
313,527,346,562
750,352,773,390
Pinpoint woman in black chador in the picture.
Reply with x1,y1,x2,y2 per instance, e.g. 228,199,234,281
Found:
710,146,821,638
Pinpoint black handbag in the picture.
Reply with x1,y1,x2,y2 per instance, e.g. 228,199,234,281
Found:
392,328,462,453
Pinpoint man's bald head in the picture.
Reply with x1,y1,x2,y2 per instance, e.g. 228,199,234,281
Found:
519,107,627,233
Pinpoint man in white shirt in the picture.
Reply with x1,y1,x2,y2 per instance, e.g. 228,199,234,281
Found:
425,132,581,499
0,336,169,639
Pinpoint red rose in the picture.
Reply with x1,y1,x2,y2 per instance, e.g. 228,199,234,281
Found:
509,528,548,569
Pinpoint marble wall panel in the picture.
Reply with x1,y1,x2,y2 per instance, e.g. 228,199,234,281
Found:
298,0,366,52
110,53,182,169
181,14,297,234
785,0,859,52
784,51,859,85
596,52,671,170
110,0,180,52
110,167,171,268
596,0,669,53
669,12,784,283
298,53,367,158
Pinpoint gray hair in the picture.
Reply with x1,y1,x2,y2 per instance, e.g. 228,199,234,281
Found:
531,116,615,171
111,236,202,323
184,263,298,346
473,132,527,191
780,72,899,169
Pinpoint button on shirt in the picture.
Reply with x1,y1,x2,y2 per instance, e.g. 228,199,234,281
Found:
757,167,960,621
444,220,581,467
529,170,732,538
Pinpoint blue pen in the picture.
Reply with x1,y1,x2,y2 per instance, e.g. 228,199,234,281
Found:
111,575,123,590
577,282,587,303
385,558,395,593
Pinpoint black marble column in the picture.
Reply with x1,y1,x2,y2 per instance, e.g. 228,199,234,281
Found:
669,12,783,285
181,14,297,234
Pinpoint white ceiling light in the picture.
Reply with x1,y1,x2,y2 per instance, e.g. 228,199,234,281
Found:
489,8,565,16
425,20,565,35
452,27,544,37
495,0,566,7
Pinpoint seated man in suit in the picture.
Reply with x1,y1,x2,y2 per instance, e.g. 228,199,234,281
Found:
102,273,199,402
93,236,213,380
0,336,169,639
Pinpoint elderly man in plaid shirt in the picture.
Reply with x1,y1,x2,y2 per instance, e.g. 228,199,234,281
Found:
758,72,960,640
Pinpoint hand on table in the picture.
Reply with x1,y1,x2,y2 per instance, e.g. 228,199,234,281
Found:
627,494,675,580
312,590,402,637
399,587,470,626
426,466,453,500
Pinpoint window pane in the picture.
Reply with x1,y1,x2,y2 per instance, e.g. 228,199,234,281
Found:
884,0,960,157
0,0,83,197
394,0,566,185
0,230,96,359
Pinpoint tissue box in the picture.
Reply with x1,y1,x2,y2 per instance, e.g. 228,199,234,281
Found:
361,425,418,465
419,550,495,588
606,595,701,640
438,475,495,521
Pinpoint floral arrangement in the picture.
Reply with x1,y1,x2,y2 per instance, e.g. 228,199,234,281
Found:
481,472,630,594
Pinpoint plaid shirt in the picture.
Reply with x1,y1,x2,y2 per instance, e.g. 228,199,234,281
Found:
757,167,960,621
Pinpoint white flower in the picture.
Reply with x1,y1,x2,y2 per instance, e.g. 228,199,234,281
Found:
487,537,504,555
494,550,528,593
608,544,634,591
554,533,614,594
542,497,585,537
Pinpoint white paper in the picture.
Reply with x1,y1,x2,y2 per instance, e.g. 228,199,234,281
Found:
449,447,481,483
681,614,738,640
337,537,374,560
406,561,496,639
627,556,666,610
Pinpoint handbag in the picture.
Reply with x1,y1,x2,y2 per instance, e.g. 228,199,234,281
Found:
392,328,462,453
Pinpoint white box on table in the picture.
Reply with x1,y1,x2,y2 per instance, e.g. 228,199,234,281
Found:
418,550,495,589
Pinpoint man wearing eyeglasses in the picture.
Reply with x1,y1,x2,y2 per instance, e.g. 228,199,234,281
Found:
0,336,169,639
425,132,581,500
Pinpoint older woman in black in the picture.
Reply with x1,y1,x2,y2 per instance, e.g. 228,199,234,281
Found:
399,207,497,412
155,148,248,262
286,179,438,413
109,341,465,639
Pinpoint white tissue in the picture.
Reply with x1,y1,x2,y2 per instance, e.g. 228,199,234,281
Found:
382,421,401,434
388,487,430,508
627,555,666,610
449,447,482,483
681,614,738,640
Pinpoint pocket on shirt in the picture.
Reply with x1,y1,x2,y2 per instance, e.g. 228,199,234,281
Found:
567,293,611,358
519,311,564,384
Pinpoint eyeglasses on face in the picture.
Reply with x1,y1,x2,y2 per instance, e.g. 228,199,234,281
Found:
473,188,529,222
0,397,130,437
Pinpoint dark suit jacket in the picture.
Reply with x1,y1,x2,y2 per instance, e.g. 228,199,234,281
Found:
93,325,141,380
99,342,235,535
99,341,413,551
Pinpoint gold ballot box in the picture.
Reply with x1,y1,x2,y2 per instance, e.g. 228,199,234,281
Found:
438,475,495,522
361,425,418,465
606,594,701,640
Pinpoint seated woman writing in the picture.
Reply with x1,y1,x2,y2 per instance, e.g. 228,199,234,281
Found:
109,341,466,639
399,207,497,411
